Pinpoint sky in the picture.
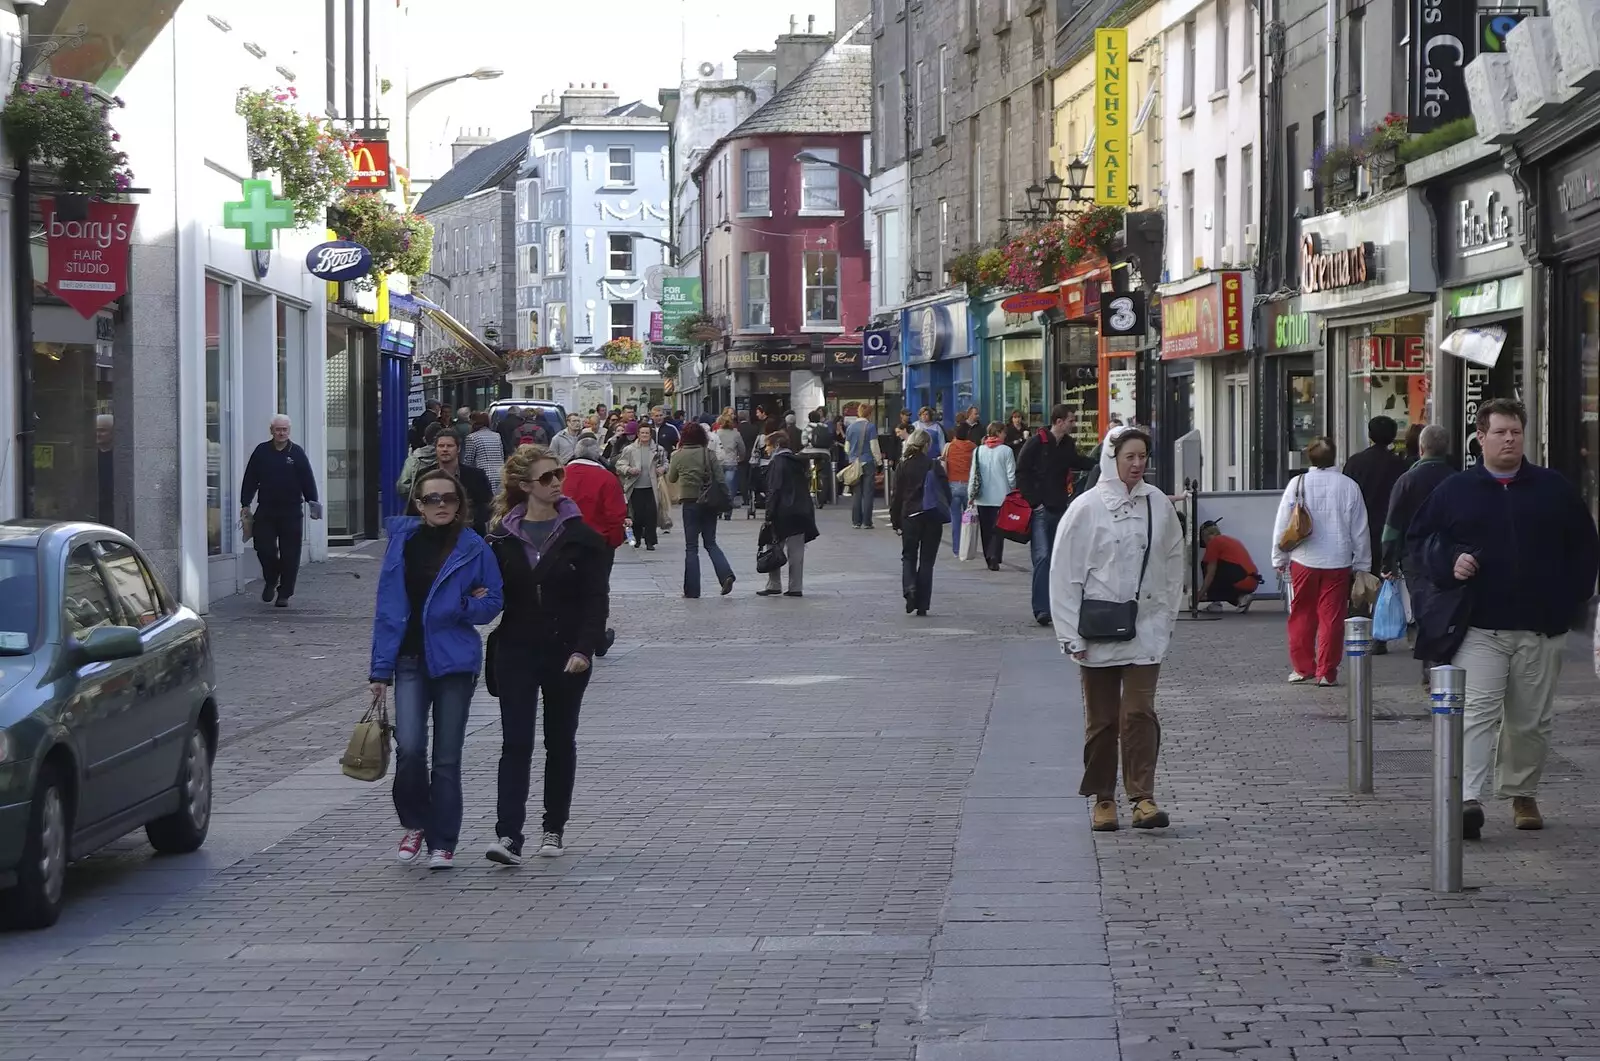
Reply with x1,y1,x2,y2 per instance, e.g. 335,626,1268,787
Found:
401,0,836,179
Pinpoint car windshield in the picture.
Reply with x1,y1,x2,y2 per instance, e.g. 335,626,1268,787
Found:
0,545,39,652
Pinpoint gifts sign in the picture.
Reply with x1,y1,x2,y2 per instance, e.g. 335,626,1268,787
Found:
42,198,138,319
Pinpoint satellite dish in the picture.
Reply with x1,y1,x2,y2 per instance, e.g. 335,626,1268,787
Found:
645,265,668,301
698,61,716,77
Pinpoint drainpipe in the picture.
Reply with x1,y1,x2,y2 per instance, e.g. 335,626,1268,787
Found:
1324,0,1336,150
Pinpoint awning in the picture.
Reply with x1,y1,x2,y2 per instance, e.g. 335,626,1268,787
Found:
412,296,505,373
1440,325,1508,368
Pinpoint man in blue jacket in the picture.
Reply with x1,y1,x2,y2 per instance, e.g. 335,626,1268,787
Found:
1407,399,1599,839
240,415,321,608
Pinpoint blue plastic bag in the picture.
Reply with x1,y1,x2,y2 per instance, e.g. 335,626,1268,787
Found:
1372,578,1407,642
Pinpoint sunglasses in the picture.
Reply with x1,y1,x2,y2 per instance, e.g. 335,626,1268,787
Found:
418,492,460,507
523,468,566,487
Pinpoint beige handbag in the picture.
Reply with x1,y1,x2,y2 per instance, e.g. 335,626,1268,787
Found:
340,694,392,782
838,460,864,486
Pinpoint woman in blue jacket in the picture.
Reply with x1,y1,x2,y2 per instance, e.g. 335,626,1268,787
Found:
369,467,504,869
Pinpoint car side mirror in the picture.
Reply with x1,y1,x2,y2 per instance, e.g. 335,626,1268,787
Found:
75,626,144,665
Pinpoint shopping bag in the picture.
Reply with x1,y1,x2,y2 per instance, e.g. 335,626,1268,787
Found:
958,508,978,562
340,694,392,782
654,473,675,529
1398,575,1414,626
1350,570,1381,612
1372,578,1408,642
756,523,787,573
996,491,1034,543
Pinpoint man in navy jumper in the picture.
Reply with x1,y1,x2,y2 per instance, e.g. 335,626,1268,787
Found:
240,415,321,608
1407,399,1599,839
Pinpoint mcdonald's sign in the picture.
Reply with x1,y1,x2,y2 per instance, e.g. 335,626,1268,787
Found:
346,138,392,190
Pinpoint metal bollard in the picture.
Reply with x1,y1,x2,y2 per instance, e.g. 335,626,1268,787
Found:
1430,665,1465,893
1345,616,1373,794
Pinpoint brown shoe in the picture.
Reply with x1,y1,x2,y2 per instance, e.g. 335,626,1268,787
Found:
1091,800,1119,832
1131,799,1170,829
1513,796,1543,830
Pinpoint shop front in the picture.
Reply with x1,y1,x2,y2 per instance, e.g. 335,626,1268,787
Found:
902,295,972,427
1428,165,1530,469
719,345,822,419
821,343,881,419
1157,271,1253,491
1538,140,1600,520
861,325,902,428
1298,191,1439,462
1258,297,1325,487
1048,269,1120,456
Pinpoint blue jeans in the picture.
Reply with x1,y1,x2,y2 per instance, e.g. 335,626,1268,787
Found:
682,501,735,597
852,462,877,526
1029,506,1064,620
949,483,970,554
392,657,474,852
723,466,738,510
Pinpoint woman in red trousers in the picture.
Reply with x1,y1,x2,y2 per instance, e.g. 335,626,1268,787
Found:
1269,437,1371,687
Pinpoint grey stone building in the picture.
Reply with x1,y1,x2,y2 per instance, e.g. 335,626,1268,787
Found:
872,0,1059,295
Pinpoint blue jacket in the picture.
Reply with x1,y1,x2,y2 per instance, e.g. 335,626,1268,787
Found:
369,516,504,682
1407,461,1599,638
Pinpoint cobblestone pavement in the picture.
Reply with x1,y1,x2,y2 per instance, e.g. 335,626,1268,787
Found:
3,501,1600,1060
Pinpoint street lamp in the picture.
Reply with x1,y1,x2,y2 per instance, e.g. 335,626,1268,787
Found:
1010,162,1143,224
404,67,505,179
794,151,871,190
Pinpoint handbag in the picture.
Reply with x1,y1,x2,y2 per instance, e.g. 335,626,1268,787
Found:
958,509,979,562
698,449,732,512
1277,474,1313,552
839,459,864,486
340,694,392,782
756,522,788,573
654,470,675,529
997,490,1034,543
1079,497,1153,643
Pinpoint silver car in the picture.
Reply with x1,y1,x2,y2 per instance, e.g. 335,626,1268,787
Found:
0,522,217,929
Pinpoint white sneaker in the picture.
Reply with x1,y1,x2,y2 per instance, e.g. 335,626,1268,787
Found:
396,829,424,863
1236,594,1255,613
428,849,455,870
1287,671,1309,684
485,837,523,866
538,831,565,857
1203,601,1223,613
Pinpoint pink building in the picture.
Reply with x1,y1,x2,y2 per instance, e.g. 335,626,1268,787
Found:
692,44,875,419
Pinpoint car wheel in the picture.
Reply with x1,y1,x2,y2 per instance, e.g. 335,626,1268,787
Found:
145,724,213,854
2,762,69,930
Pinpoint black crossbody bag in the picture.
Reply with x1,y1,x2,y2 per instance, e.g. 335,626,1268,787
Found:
1079,496,1152,643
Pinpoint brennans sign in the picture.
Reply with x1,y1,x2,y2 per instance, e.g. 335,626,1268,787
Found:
1300,234,1372,293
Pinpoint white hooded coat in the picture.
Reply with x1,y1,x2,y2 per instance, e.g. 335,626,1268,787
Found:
1049,428,1186,664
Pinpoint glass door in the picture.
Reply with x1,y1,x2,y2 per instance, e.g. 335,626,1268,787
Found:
1223,373,1249,491
1572,262,1600,523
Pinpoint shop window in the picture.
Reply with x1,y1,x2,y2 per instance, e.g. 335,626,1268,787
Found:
803,251,840,324
206,279,233,554
1343,315,1430,461
992,336,1045,426
30,326,116,527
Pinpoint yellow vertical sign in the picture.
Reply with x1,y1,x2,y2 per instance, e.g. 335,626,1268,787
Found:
1095,27,1129,207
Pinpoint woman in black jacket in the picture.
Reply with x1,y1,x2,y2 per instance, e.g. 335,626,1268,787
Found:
757,428,819,597
483,444,610,865
1002,410,1029,457
891,430,950,616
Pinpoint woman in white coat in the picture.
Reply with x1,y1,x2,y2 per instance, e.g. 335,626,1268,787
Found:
968,421,1018,571
1050,427,1185,832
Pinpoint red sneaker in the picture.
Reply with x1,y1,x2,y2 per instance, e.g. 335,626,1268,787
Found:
396,829,424,863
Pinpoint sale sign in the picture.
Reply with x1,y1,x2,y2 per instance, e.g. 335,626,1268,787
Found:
42,198,138,319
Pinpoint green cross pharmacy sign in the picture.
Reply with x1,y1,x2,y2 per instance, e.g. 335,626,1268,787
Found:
223,180,297,250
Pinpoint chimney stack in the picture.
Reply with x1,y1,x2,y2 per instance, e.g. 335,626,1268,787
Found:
451,127,496,165
559,81,620,119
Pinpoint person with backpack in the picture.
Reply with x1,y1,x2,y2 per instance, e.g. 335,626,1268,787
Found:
756,426,818,597
1018,405,1099,625
802,410,835,506
667,422,737,599
892,429,950,616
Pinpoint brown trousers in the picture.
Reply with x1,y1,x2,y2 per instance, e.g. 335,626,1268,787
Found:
1078,663,1162,802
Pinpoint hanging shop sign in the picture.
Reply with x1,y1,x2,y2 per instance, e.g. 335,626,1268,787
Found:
1159,272,1247,360
660,277,704,336
1000,291,1057,314
826,347,863,375
1299,191,1436,312
306,240,373,282
224,179,297,251
1094,27,1129,207
1099,292,1146,338
904,300,967,364
1479,7,1537,53
42,198,138,319
1060,275,1103,319
1410,0,1476,133
649,311,664,342
346,139,393,191
862,327,895,370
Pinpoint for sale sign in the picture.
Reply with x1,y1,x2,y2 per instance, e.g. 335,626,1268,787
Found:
42,198,138,319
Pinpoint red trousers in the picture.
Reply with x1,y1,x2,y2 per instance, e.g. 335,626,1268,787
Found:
1288,563,1352,681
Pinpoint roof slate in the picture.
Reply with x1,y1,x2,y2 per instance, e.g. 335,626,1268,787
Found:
414,128,530,214
725,44,870,139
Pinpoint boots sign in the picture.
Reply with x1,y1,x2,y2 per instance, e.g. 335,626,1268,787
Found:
41,198,138,320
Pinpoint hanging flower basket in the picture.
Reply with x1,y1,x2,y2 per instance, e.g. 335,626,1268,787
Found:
674,311,722,343
1,77,133,193
330,192,433,286
601,337,645,366
236,87,353,226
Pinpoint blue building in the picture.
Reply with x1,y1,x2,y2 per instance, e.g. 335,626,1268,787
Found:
511,86,671,416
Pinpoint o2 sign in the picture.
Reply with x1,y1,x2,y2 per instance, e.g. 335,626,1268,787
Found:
306,240,372,282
